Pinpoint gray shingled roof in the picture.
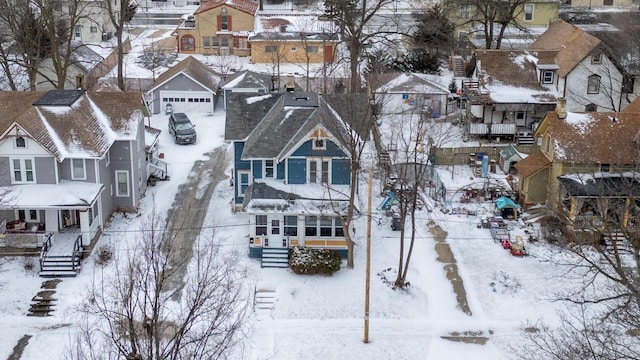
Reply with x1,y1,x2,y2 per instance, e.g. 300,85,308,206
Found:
224,93,284,141
239,92,373,161
221,70,273,90
241,182,300,210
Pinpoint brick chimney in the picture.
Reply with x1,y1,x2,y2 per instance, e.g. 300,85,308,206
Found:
556,97,567,120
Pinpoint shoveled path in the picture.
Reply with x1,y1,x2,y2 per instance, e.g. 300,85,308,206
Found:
163,146,230,298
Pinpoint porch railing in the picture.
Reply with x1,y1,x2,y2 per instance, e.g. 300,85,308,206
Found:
39,235,53,270
2,231,52,248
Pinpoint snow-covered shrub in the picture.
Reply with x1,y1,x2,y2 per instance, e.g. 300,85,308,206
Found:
289,246,341,275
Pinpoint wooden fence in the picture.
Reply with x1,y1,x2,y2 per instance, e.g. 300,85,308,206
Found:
432,145,536,166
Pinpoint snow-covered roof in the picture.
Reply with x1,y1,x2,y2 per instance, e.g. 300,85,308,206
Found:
0,181,104,209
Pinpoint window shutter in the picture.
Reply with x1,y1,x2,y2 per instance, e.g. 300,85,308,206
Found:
228,16,232,31
217,15,221,31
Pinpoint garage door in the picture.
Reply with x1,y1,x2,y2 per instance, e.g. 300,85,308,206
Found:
160,91,213,113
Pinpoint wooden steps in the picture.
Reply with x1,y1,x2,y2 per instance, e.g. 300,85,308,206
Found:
261,248,289,268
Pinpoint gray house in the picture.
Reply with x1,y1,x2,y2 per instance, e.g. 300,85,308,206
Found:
0,90,148,275
146,56,222,115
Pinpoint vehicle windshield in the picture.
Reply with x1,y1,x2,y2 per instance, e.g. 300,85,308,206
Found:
175,122,194,131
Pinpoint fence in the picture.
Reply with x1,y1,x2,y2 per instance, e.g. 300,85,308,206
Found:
432,145,536,166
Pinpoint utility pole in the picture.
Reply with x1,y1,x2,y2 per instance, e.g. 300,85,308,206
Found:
364,168,372,343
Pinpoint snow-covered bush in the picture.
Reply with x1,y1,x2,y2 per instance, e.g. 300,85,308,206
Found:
289,246,341,275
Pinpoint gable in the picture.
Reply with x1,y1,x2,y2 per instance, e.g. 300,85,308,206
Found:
158,73,213,93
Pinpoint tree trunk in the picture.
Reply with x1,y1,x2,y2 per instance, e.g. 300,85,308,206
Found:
349,39,360,92
117,31,125,90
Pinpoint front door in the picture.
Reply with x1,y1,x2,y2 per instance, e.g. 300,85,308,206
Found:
267,215,286,248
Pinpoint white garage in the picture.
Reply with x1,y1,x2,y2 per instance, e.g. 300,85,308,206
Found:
159,90,213,114
146,56,222,115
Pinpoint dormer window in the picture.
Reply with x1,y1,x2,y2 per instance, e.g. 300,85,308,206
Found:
313,138,326,150
15,137,26,148
592,52,602,64
542,70,554,84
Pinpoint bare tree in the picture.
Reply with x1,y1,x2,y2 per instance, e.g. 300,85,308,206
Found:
323,0,400,92
72,213,249,360
101,0,137,90
444,0,529,49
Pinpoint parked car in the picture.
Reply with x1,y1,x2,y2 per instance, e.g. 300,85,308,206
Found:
168,113,196,144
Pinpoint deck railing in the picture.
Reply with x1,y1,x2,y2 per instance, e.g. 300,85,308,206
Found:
39,235,53,270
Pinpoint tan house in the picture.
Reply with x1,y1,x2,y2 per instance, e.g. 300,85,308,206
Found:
514,98,640,210
172,0,258,56
249,32,338,64
566,0,633,8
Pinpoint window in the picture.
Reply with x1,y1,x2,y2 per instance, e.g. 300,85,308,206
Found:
15,137,26,148
592,52,602,64
271,219,280,235
115,170,130,197
256,215,267,236
238,171,250,197
74,25,81,39
90,26,97,33
305,216,317,236
515,111,525,121
291,47,297,52
309,159,329,184
265,45,277,53
524,4,534,21
54,1,62,11
334,217,344,237
319,217,332,237
284,216,297,236
213,37,220,47
71,159,86,180
587,74,600,94
18,209,39,222
460,4,470,19
312,138,326,150
542,70,553,84
585,103,597,112
12,158,34,183
203,36,211,49
221,37,229,47
265,160,274,178
220,7,229,30
237,37,248,49
600,163,611,173
306,45,318,53
181,35,195,51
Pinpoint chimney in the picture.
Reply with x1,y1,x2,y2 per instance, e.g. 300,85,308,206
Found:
556,97,567,119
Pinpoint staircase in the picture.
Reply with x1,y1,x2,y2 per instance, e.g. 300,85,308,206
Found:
603,232,631,254
38,235,83,277
254,289,276,311
261,248,289,268
517,131,535,146
453,56,465,77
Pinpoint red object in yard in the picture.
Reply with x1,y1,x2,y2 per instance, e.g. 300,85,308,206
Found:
501,238,511,249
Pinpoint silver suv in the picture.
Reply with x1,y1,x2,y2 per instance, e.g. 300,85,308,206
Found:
168,113,196,145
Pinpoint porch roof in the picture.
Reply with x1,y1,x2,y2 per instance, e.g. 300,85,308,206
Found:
0,181,104,209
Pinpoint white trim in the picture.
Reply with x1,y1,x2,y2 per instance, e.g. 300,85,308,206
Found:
264,159,275,179
115,170,130,197
147,71,218,94
129,139,136,204
16,209,40,222
10,157,36,184
524,3,534,21
71,159,87,180
237,170,251,198
307,157,330,184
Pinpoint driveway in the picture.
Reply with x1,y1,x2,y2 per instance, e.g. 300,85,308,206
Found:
162,146,231,298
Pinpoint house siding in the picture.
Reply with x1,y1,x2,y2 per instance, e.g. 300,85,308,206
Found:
233,142,251,205
0,157,9,186
291,140,346,158
110,140,135,210
250,40,337,64
277,162,285,179
331,158,350,185
175,6,254,55
287,158,306,184
99,155,114,221
252,160,262,179
34,157,57,184
59,158,97,182
150,73,213,114
564,55,624,112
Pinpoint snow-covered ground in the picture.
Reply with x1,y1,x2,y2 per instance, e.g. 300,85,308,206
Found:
0,103,597,359
0,26,607,360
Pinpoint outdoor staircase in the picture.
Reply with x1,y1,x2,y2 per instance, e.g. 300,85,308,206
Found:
603,232,632,254
261,248,289,268
453,56,465,77
39,254,82,277
254,289,276,311
38,235,83,277
517,133,535,146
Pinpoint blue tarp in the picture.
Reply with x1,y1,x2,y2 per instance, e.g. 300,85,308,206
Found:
495,196,519,210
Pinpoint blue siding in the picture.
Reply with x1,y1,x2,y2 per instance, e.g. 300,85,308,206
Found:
277,162,285,179
291,140,346,157
252,160,262,179
234,142,250,205
332,158,350,185
249,247,263,258
288,158,306,184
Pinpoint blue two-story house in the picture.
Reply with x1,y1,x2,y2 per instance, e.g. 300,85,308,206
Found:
225,92,371,264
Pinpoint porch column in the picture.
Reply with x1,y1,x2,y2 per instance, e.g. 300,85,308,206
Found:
79,210,90,246
297,214,305,246
44,209,57,232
